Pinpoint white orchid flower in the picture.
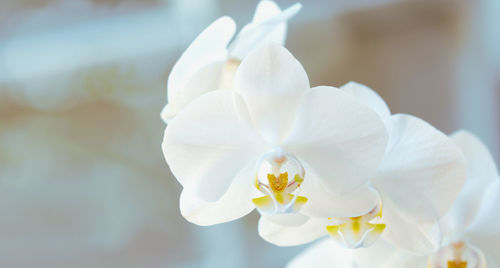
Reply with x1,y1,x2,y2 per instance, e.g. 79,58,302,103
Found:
285,131,500,268
161,1,302,123
259,82,466,254
162,43,389,226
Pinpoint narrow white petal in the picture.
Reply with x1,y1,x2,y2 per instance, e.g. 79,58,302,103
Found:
229,2,302,59
234,43,310,144
162,61,224,122
372,114,466,223
163,90,268,202
258,216,328,246
287,238,358,268
179,161,258,226
340,81,391,119
166,17,236,119
284,86,388,194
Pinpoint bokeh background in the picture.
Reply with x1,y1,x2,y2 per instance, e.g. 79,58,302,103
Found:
0,0,499,267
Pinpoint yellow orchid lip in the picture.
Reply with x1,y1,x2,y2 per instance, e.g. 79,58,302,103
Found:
428,241,487,268
253,149,307,215
326,202,385,249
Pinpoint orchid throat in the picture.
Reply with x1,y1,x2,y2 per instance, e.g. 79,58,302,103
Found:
252,149,307,215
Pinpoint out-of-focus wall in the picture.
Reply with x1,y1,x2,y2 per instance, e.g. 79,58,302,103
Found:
0,0,498,267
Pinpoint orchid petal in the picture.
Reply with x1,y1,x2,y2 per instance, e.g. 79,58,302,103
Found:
164,16,236,121
452,130,498,180
442,131,500,233
229,2,302,59
284,86,388,194
287,238,358,268
163,90,268,202
258,216,328,246
340,81,391,119
381,199,440,255
467,180,500,267
179,162,258,226
371,114,466,223
354,240,427,268
261,212,310,227
162,61,225,122
300,161,379,218
234,43,310,144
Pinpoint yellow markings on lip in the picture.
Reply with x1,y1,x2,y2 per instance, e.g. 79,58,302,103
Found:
326,225,341,239
252,195,273,210
326,214,386,249
252,194,308,211
293,174,304,184
268,172,288,193
447,261,467,268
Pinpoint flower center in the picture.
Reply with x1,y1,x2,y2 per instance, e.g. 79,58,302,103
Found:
326,200,385,249
428,241,486,268
252,149,307,215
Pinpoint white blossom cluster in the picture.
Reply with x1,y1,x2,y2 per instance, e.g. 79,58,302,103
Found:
161,2,499,267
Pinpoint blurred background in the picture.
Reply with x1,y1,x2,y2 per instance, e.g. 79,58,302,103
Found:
0,0,498,267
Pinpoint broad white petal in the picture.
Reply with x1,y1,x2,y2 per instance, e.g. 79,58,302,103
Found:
467,180,500,267
229,2,302,59
163,90,268,202
354,240,427,268
234,43,310,144
162,61,224,122
381,199,440,255
258,216,328,246
165,17,236,120
340,81,391,119
284,86,388,194
372,114,466,223
300,162,380,218
179,162,258,226
287,238,358,268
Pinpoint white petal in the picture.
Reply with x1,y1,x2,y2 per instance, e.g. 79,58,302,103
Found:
261,213,309,227
284,86,388,194
371,114,466,223
381,199,440,255
162,90,268,202
165,17,236,120
287,238,358,268
442,131,500,233
354,240,427,268
234,43,310,144
452,130,498,180
467,179,500,266
258,216,328,246
179,162,258,226
300,161,380,218
162,61,224,122
340,81,391,119
228,2,302,59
